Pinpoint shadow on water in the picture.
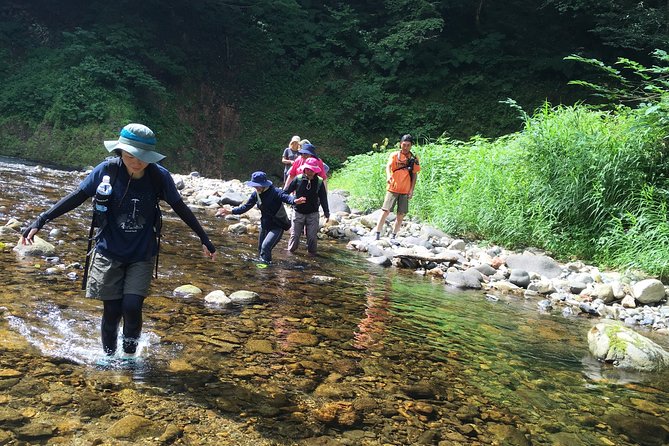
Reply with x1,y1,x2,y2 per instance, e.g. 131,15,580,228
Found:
2,158,669,445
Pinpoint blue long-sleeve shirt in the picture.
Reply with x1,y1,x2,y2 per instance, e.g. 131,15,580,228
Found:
232,186,296,230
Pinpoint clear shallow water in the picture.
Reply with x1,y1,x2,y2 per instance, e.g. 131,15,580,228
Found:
1,158,669,445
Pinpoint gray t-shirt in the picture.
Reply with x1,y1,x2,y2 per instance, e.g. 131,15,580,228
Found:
282,147,300,177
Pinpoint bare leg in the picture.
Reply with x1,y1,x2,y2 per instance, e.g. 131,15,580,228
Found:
393,213,405,236
374,209,390,235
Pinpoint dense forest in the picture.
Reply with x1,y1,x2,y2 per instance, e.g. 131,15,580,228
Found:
1,0,668,177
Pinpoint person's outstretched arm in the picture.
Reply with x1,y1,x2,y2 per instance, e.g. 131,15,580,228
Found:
21,188,89,244
170,199,216,260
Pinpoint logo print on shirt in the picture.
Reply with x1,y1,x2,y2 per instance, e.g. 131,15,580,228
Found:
119,198,145,232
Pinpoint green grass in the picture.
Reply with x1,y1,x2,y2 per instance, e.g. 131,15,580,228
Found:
330,101,669,277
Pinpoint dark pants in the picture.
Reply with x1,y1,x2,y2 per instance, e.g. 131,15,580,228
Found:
258,226,284,263
101,293,145,355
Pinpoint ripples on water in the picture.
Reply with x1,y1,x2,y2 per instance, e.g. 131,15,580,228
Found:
2,157,669,445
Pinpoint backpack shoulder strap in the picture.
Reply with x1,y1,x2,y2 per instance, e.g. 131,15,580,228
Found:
105,156,122,187
145,163,164,202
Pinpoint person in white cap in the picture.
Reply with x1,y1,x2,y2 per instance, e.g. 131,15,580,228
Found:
281,135,301,182
21,123,217,359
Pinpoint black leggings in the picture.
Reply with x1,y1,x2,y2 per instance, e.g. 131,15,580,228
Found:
101,294,145,355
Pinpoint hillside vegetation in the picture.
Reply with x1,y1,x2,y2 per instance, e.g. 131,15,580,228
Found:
2,1,667,176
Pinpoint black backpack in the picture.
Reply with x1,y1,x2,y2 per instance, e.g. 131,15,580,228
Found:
81,157,164,289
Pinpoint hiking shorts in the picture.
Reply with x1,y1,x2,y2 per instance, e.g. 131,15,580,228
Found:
86,251,155,301
382,191,409,215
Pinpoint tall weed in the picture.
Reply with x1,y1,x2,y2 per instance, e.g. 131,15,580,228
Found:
331,101,669,274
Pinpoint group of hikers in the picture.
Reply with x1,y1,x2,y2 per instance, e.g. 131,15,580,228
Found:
19,123,420,359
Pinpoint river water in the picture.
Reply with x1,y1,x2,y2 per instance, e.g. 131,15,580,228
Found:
1,157,669,446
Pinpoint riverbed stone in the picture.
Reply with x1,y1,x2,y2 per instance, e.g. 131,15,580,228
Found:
246,339,274,353
204,290,231,305
487,423,530,446
603,411,669,446
509,269,530,288
13,236,56,257
78,391,111,417
108,415,162,440
0,407,25,425
588,321,669,371
173,284,202,298
14,421,55,440
632,279,666,304
228,290,259,303
367,256,391,266
40,390,72,406
286,332,319,346
445,271,481,289
506,254,562,278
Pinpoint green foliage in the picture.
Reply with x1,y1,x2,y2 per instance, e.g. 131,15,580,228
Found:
565,50,669,104
546,0,669,50
333,99,669,275
598,185,669,278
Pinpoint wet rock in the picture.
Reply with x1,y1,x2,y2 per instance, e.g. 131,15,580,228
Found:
314,383,355,399
487,423,530,446
455,404,480,422
0,407,25,425
173,284,202,298
227,222,247,234
312,401,359,426
246,339,274,353
286,332,319,346
108,415,162,440
40,390,72,406
0,430,12,444
228,290,259,303
401,382,435,399
158,424,183,444
204,290,231,305
604,411,669,446
0,369,22,379
13,235,56,257
310,275,335,284
588,321,669,371
367,256,391,266
353,397,378,412
15,421,55,440
78,391,111,417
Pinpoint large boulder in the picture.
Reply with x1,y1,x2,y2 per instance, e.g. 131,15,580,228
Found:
505,254,562,279
632,279,666,305
588,321,669,371
327,191,350,214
